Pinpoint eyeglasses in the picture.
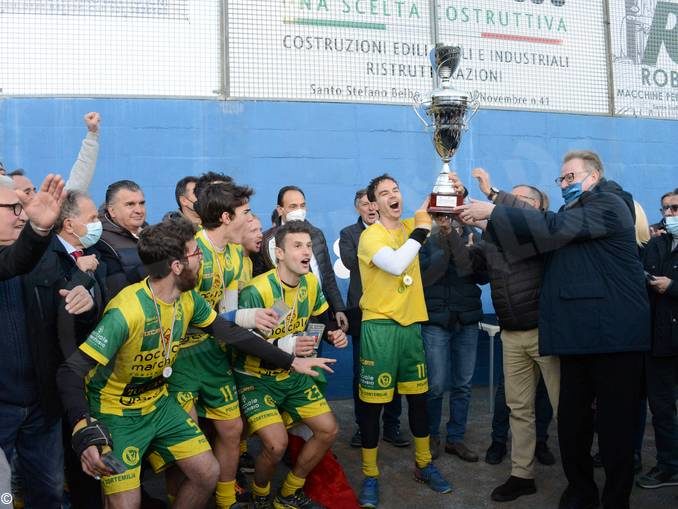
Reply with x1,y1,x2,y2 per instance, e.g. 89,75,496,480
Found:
184,246,203,260
0,203,23,216
554,172,576,185
660,204,678,214
514,194,539,205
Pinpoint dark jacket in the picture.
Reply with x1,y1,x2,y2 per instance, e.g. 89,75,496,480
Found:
0,225,53,281
339,217,365,310
478,191,544,331
18,236,103,420
419,226,488,328
254,221,346,314
339,217,366,337
643,233,678,356
487,180,650,356
98,213,147,299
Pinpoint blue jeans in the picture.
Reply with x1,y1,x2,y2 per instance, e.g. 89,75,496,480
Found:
422,323,478,442
0,402,63,508
491,339,553,445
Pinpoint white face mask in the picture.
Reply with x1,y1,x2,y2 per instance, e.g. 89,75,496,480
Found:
285,209,306,222
76,220,103,248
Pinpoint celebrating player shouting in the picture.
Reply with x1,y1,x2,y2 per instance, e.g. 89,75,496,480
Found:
356,174,452,508
235,221,348,509
56,217,334,509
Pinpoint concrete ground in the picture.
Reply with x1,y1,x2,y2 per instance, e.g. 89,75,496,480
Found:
148,387,676,508
325,388,675,509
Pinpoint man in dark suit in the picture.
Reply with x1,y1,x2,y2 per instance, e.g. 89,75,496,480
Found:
20,190,106,509
459,150,650,509
1,183,98,509
339,189,409,448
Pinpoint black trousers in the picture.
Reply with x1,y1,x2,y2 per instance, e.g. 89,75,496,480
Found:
645,354,678,472
558,352,644,509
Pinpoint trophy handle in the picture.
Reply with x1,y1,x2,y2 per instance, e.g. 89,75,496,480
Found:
463,91,481,127
413,92,433,128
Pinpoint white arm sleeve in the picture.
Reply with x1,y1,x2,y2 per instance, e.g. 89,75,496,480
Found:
275,335,297,355
235,308,258,329
218,288,239,314
65,131,99,192
371,238,423,276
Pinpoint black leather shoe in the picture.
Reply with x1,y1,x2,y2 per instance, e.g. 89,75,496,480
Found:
350,429,362,448
558,485,600,509
491,475,536,502
383,428,411,447
485,441,507,465
591,451,603,468
535,441,556,466
445,441,479,462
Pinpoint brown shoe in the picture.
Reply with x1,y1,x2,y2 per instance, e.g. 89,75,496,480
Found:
445,441,479,462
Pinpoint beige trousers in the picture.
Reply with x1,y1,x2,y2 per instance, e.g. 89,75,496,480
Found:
502,328,560,479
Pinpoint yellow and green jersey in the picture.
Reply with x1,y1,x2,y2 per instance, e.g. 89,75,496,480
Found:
358,218,428,326
235,268,328,378
238,256,253,291
80,279,217,417
181,229,244,349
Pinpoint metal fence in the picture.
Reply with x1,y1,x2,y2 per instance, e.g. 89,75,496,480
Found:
0,0,676,119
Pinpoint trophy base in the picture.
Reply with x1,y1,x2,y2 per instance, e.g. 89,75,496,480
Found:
428,192,463,214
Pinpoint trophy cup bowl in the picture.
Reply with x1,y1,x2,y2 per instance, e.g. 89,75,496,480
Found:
413,44,478,215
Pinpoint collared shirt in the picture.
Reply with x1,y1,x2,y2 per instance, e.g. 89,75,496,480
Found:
57,235,81,260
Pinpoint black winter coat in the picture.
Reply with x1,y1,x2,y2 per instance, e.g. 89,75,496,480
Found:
20,236,104,420
643,233,678,356
487,180,650,356
419,226,488,328
477,191,544,331
0,225,53,281
98,213,147,299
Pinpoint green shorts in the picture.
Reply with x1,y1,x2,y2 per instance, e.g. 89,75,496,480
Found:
359,319,429,404
235,371,331,434
168,338,240,420
94,395,211,495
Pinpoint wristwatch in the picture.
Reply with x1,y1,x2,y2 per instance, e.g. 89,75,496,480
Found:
487,187,499,202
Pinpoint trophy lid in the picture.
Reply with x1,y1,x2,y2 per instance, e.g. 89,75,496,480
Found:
431,87,469,105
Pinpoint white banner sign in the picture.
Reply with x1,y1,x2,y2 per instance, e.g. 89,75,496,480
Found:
610,0,678,119
435,1,610,114
227,1,434,103
0,0,220,97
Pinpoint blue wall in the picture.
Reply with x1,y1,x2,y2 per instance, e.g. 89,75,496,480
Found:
1,98,675,397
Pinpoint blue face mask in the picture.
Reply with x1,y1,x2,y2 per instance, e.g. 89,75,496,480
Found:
77,220,103,248
561,171,593,205
561,182,583,204
665,216,678,237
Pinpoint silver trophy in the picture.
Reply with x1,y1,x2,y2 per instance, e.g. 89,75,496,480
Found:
414,44,478,214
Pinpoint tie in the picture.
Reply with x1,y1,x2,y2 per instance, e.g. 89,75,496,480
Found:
71,250,84,260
